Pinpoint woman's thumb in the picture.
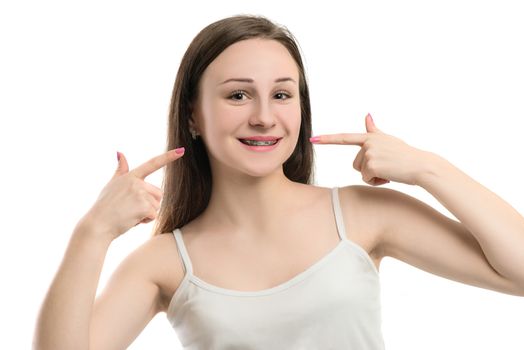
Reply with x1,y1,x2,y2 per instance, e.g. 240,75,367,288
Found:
115,151,129,175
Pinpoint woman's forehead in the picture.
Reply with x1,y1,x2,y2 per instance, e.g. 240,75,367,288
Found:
203,39,299,84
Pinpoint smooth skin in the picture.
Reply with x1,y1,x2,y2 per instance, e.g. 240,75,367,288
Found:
33,148,185,350
33,125,524,350
34,134,524,350
34,38,524,350
312,114,524,296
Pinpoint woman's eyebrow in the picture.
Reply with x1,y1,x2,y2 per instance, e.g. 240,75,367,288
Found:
218,77,296,85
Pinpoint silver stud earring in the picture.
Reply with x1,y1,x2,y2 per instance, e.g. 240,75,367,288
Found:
190,128,199,140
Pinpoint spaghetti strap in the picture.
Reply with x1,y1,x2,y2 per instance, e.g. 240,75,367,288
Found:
172,228,193,275
166,188,384,349
331,187,349,241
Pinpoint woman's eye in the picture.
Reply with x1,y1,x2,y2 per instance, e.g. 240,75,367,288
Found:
275,91,292,100
228,90,293,102
229,90,247,101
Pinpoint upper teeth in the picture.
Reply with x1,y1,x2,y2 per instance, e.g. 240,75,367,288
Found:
241,139,277,146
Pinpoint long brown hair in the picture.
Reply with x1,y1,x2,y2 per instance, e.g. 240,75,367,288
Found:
152,14,315,236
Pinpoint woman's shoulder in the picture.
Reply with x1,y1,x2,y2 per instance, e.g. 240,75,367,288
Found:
134,232,180,265
130,231,186,313
337,184,398,259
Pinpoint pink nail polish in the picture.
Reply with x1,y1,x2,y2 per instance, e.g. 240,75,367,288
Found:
175,147,185,154
309,136,320,143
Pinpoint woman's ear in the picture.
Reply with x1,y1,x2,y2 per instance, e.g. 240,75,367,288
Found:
189,114,199,132
188,100,202,133
188,102,198,130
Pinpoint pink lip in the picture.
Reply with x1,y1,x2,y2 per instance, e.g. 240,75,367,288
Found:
238,138,282,152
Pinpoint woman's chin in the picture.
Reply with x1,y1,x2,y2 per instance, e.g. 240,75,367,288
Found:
240,165,284,178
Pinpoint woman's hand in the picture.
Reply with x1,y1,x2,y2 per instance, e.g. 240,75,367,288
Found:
80,148,185,241
309,114,433,187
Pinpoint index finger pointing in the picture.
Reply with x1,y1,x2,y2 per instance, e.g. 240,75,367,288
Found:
310,133,367,145
131,147,185,179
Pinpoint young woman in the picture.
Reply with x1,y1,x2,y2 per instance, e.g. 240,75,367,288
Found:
34,14,524,350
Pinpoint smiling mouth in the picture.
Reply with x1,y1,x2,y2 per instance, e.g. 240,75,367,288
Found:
238,139,280,146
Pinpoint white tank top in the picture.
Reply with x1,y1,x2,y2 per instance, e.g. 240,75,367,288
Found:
166,187,385,349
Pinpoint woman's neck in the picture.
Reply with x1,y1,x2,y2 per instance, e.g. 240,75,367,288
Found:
200,170,304,236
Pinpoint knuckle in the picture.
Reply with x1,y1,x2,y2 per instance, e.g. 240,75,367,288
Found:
141,200,151,212
136,188,147,198
131,178,142,191
366,160,377,171
366,150,376,159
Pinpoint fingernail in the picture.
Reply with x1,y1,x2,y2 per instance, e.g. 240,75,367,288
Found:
175,147,185,154
116,151,121,162
367,113,374,123
309,136,320,143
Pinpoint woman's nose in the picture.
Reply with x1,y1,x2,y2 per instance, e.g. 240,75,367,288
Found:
249,100,276,127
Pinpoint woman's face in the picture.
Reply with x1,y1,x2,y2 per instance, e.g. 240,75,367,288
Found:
191,38,301,178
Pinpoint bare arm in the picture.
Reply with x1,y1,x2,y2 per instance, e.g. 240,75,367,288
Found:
34,148,185,349
34,220,113,350
89,232,177,349
33,219,167,350
343,184,524,297
33,219,179,350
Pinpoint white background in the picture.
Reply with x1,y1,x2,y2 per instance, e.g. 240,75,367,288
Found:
1,1,523,349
